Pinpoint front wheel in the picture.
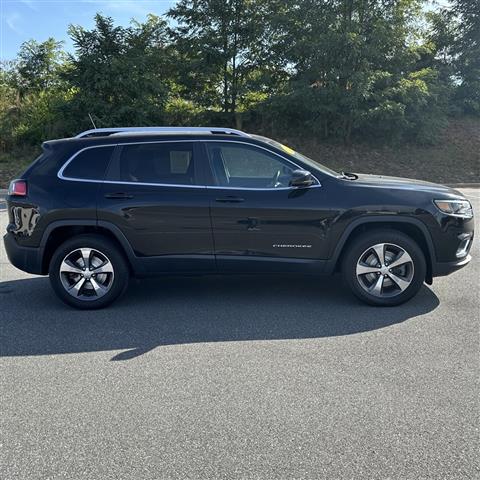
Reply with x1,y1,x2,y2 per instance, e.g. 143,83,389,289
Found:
49,234,129,309
342,230,426,306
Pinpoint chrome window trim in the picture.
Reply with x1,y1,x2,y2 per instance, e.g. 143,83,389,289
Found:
57,139,322,190
206,184,322,191
57,144,116,183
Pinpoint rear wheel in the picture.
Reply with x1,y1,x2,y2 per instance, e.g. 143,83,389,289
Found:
49,234,129,309
342,230,426,306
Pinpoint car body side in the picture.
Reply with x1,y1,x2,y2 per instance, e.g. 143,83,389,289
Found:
4,134,474,282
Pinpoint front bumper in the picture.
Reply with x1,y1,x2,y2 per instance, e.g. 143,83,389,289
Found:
432,254,472,277
3,233,44,275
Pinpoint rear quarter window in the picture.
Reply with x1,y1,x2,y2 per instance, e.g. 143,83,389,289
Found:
61,146,114,180
107,142,196,185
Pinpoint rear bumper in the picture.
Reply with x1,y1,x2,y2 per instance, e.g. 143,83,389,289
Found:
3,233,44,275
432,254,472,277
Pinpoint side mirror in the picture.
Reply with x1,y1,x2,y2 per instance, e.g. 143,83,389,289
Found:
289,169,316,188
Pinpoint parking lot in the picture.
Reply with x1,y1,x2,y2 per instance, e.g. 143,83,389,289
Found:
0,188,478,479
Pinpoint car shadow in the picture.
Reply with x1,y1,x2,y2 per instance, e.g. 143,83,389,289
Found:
0,274,440,361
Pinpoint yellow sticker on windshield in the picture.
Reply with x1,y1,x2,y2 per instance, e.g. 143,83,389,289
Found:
280,144,296,155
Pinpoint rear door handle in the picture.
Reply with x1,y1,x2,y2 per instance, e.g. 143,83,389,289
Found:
104,193,134,200
215,196,245,203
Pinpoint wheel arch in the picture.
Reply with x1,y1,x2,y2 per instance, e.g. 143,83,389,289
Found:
328,216,435,283
39,220,140,275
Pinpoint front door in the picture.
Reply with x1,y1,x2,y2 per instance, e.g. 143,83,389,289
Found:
203,141,331,273
97,140,215,273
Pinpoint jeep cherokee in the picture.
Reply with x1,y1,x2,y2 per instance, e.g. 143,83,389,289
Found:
3,127,474,309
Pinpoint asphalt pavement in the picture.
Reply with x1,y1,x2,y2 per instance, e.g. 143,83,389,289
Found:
0,189,479,479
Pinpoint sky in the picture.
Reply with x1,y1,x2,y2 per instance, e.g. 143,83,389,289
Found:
0,0,177,61
1,0,452,62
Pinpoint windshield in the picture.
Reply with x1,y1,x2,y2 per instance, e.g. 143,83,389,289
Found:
252,135,340,177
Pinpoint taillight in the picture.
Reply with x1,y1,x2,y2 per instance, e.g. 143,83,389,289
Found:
8,179,28,196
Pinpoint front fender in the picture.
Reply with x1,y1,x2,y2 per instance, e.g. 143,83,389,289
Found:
323,215,436,276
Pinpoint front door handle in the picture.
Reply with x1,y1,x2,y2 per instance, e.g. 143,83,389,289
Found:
104,193,134,200
215,196,245,203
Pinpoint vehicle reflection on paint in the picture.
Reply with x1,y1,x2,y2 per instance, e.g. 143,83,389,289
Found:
11,206,40,236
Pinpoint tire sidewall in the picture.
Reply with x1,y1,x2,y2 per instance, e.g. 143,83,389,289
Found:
342,230,427,306
49,235,129,309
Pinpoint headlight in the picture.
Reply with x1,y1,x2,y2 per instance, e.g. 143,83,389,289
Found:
434,199,473,219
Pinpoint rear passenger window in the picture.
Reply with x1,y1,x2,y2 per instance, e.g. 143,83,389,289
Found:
62,146,114,180
110,142,196,185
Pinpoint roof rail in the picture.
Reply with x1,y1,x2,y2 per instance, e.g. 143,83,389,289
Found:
75,127,250,138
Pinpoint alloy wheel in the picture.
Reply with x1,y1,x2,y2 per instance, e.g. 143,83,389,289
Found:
59,248,115,301
356,243,414,298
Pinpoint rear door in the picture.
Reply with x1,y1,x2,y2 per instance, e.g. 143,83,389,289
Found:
203,141,331,272
97,140,215,273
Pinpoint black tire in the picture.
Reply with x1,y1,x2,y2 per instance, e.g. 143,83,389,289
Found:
49,234,130,309
342,229,426,306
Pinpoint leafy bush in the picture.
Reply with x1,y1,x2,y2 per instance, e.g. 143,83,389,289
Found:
0,1,478,152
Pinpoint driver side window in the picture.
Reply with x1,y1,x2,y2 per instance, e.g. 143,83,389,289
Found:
205,142,295,189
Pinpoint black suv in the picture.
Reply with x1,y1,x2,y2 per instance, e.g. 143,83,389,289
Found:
4,127,474,309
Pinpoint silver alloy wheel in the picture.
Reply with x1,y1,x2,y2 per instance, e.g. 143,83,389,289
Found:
356,243,414,298
59,248,114,301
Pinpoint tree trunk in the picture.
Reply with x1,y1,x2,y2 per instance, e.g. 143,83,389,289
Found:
223,62,229,113
235,112,243,129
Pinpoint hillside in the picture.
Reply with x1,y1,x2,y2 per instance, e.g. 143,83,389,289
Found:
282,117,479,185
0,117,478,189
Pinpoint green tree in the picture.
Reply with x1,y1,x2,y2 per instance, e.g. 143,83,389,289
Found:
0,64,19,149
65,14,171,129
261,0,448,143
451,0,480,115
0,2,476,150
168,0,283,125
0,41,70,147
14,38,66,96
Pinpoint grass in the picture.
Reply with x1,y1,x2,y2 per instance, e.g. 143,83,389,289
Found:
0,117,478,189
